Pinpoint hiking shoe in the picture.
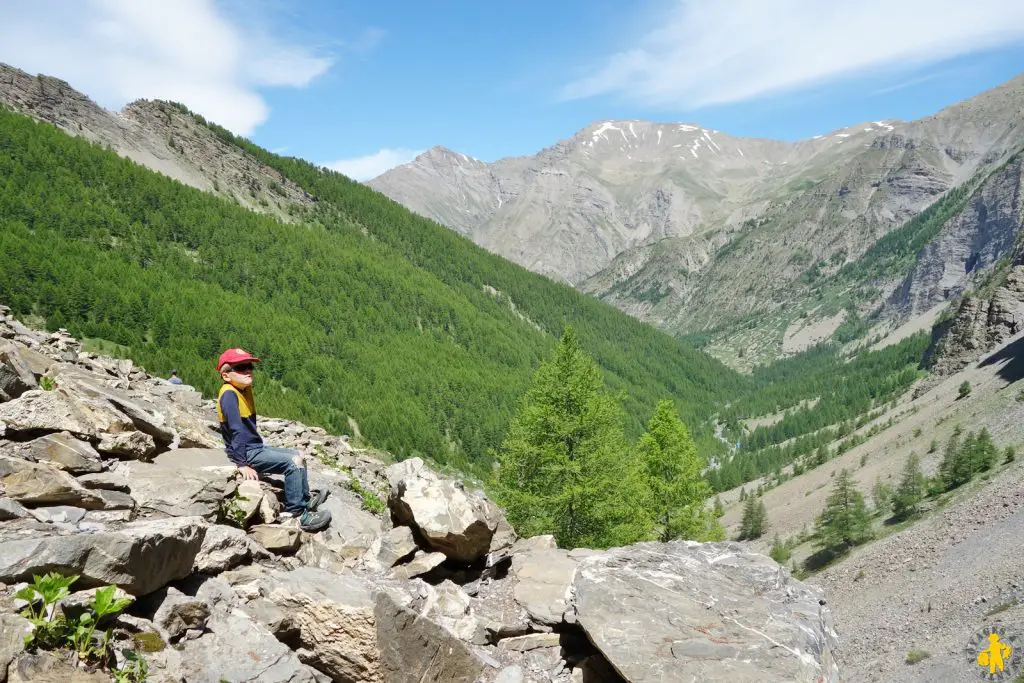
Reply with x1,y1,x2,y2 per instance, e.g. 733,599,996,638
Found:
307,488,331,512
299,508,332,533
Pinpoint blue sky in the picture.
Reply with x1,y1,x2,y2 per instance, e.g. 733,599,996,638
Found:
3,1,1024,179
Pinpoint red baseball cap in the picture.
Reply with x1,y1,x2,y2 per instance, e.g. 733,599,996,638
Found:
217,348,261,371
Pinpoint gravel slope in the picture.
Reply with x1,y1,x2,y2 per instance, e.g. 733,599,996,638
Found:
810,460,1024,682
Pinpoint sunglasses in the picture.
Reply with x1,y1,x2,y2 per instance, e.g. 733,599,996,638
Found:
230,363,254,373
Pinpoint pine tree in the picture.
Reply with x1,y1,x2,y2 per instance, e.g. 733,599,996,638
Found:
713,496,725,518
494,326,652,549
814,469,874,552
971,428,998,473
738,496,767,540
769,534,791,564
871,477,893,516
891,453,925,520
938,427,965,491
637,399,722,541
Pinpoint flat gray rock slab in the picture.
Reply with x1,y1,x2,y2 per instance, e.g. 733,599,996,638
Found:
0,516,206,595
511,548,578,626
573,541,840,683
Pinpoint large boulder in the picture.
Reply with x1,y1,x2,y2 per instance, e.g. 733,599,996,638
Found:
0,388,135,441
54,370,176,445
194,524,266,574
0,457,105,509
375,591,487,683
6,432,103,474
386,458,496,563
572,542,840,683
0,516,207,595
123,450,237,519
166,608,328,683
260,567,380,682
0,342,37,401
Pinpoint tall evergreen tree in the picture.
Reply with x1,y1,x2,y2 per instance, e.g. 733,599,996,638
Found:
891,453,925,520
494,327,651,548
738,496,768,540
971,428,998,473
814,469,873,552
637,399,722,541
938,427,966,491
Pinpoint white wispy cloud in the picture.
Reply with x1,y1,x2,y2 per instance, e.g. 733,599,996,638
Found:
0,0,333,135
324,148,423,181
562,0,1024,109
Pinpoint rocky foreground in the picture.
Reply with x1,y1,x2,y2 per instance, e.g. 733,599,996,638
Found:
0,306,839,682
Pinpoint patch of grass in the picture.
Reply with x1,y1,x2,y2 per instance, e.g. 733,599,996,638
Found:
348,477,386,515
905,649,930,665
81,336,131,357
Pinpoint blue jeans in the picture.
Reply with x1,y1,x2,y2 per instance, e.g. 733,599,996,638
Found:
244,446,310,515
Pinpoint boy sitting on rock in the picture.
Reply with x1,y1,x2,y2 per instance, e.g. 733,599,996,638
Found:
216,348,331,532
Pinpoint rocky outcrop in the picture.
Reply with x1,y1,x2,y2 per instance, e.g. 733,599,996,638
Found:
574,543,839,682
386,457,505,563
890,156,1023,319
0,307,840,682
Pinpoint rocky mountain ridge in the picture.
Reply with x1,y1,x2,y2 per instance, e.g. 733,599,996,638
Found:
0,63,312,221
371,75,1024,365
0,307,839,682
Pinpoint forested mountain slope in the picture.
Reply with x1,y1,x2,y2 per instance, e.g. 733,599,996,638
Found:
0,105,745,475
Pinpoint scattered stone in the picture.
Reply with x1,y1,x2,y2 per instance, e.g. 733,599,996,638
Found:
152,586,211,640
0,342,37,401
497,633,562,653
28,505,86,526
261,567,378,682
0,387,135,440
124,451,236,519
96,430,157,459
194,524,262,574
375,591,487,683
249,524,301,553
391,551,447,580
0,497,29,521
377,525,418,567
0,613,33,681
6,651,109,682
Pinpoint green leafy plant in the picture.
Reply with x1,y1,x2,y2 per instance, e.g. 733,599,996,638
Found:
38,375,55,391
112,650,149,683
68,585,133,662
348,477,386,515
218,490,251,528
15,572,77,650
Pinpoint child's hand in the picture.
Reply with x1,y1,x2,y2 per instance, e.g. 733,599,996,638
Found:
238,466,258,480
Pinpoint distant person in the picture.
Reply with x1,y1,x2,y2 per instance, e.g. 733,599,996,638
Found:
216,348,331,532
168,369,183,385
